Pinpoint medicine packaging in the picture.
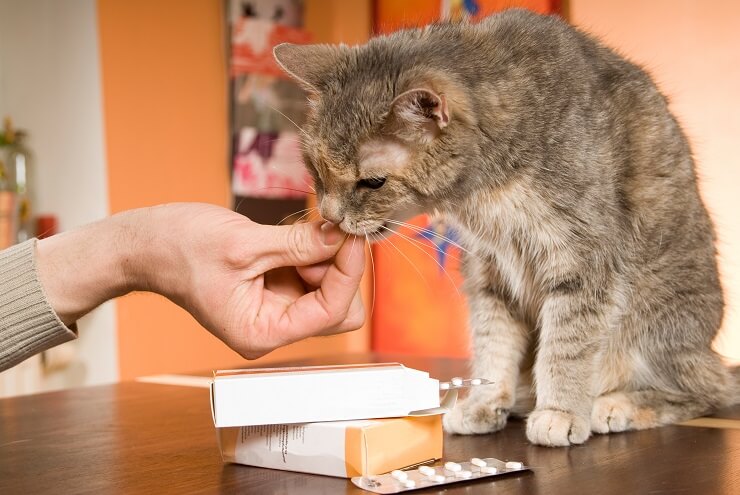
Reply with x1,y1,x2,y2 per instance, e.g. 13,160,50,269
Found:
218,414,443,478
210,363,442,427
352,457,529,493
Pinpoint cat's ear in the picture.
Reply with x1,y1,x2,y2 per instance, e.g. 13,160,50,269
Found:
386,88,450,144
273,43,346,92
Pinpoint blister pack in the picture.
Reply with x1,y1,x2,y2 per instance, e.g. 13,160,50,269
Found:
351,457,528,493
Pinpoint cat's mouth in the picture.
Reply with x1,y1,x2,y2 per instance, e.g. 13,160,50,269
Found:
341,221,396,241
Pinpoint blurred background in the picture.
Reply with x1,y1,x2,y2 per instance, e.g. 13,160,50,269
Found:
0,0,738,397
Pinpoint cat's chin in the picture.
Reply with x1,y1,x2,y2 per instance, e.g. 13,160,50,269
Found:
342,221,396,242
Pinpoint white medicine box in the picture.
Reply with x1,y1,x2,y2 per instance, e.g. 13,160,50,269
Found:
210,363,442,428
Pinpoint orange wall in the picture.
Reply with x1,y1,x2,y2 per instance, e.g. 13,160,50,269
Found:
375,0,557,34
570,1,740,362
98,0,371,379
306,0,372,44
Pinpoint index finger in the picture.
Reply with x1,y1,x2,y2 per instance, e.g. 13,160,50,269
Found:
275,234,365,343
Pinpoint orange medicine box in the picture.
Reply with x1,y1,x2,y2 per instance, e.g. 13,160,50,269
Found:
217,414,443,478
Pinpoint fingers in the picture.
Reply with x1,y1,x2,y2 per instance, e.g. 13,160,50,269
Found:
251,221,347,272
276,232,366,343
320,287,365,335
264,267,305,302
296,260,332,288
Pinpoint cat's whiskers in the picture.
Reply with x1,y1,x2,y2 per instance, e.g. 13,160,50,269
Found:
380,229,433,292
347,231,358,265
264,134,301,144
277,206,317,226
363,228,377,321
384,224,463,264
267,105,310,140
379,225,462,299
255,186,316,196
385,219,475,258
301,177,316,193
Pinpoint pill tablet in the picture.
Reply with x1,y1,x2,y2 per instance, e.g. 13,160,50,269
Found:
505,461,524,469
404,480,416,488
470,378,482,385
418,466,436,476
470,458,487,467
429,474,446,483
456,470,473,478
391,470,408,481
440,382,451,390
451,377,464,386
481,466,498,474
444,462,462,472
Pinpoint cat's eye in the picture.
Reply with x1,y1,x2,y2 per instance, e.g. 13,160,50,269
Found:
358,177,387,189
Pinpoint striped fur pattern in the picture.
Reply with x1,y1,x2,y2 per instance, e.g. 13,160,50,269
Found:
274,9,737,446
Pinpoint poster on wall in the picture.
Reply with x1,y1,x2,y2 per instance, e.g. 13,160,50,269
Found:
227,0,312,224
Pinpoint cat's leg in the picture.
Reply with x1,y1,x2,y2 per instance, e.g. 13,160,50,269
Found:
443,275,529,434
591,352,732,433
526,280,605,446
590,390,706,433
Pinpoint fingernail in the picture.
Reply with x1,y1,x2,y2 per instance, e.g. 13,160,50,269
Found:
321,222,343,246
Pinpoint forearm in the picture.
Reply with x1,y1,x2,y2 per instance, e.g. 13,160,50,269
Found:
35,206,193,325
35,210,146,325
1,208,160,371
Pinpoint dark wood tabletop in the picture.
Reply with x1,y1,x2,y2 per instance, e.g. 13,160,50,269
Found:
1,352,739,494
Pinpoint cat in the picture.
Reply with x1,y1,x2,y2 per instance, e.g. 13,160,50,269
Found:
273,9,739,446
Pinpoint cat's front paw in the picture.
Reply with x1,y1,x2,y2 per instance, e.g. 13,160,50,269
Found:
591,393,635,434
526,408,590,446
443,394,510,435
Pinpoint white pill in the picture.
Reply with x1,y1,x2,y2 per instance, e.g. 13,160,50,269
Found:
418,466,436,476
505,461,523,469
481,466,498,474
470,457,487,467
470,378,482,385
444,462,462,472
440,382,451,390
451,377,464,386
404,480,416,488
429,474,446,483
455,470,473,478
391,470,408,481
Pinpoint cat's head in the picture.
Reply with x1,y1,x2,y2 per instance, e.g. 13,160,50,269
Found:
274,39,478,237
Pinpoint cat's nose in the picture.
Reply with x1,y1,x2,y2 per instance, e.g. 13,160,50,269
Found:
320,197,345,224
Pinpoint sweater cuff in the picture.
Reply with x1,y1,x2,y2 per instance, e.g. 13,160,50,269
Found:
0,239,77,372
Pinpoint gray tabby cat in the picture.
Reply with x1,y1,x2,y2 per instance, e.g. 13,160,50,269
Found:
273,9,739,446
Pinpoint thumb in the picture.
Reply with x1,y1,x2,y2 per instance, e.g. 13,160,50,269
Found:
253,221,346,271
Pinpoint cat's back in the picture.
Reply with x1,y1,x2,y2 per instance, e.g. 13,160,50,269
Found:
384,9,657,100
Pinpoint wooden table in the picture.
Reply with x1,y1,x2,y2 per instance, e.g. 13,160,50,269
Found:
1,353,739,494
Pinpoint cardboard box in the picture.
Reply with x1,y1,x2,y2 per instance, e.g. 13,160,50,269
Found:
217,414,443,478
210,363,441,428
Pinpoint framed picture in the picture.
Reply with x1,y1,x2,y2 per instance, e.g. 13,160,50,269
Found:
226,0,313,224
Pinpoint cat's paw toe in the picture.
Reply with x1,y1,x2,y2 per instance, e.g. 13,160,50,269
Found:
591,394,634,434
443,396,509,435
526,408,590,446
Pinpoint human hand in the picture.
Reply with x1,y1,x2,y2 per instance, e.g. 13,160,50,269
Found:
36,203,366,359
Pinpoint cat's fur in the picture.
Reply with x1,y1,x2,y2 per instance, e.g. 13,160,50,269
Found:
273,9,739,446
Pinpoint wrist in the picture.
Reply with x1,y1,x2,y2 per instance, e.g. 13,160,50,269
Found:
116,205,188,304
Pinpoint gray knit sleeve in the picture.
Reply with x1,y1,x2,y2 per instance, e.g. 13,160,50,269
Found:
0,239,77,372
